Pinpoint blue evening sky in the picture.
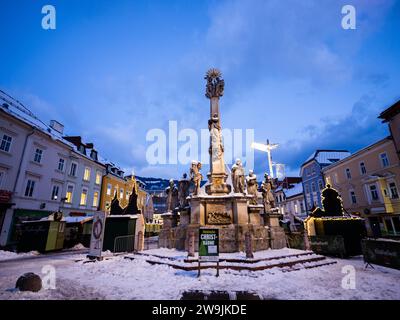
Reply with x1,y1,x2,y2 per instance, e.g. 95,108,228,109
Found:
1,0,400,179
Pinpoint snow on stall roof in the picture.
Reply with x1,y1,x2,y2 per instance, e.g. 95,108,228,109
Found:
65,216,93,224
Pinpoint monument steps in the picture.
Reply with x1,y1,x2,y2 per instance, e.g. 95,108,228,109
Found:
138,251,337,272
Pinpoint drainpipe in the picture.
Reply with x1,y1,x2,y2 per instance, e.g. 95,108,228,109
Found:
13,129,35,193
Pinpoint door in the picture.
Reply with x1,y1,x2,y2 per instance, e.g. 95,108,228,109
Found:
369,217,381,238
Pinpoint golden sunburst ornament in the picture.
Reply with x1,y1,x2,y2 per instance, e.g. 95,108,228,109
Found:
206,68,222,79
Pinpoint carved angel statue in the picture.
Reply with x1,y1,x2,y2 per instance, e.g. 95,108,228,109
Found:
208,113,224,161
178,173,190,208
261,173,277,213
246,170,259,205
190,161,203,196
231,158,245,194
165,179,178,212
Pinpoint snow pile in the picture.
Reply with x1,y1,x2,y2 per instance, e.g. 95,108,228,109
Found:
0,250,39,261
71,243,87,250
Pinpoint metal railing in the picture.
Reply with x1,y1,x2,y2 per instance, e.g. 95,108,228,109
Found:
113,235,135,254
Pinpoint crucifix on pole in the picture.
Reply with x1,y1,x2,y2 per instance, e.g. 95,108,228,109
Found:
251,139,279,178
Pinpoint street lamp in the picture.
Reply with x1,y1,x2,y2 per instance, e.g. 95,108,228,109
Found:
251,139,279,178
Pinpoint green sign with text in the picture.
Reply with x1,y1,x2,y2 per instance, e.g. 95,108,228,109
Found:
199,228,219,262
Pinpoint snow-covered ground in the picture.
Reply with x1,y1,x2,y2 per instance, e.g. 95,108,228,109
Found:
0,250,40,261
0,248,399,300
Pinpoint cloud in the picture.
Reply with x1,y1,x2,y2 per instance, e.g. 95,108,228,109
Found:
268,94,390,177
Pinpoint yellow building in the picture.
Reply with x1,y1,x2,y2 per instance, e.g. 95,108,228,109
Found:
99,163,152,217
322,100,400,237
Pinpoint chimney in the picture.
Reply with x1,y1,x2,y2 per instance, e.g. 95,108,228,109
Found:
50,120,64,134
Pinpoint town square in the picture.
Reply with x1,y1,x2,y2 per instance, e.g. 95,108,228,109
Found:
0,0,399,310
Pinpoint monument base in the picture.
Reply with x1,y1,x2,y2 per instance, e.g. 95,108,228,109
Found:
159,194,286,253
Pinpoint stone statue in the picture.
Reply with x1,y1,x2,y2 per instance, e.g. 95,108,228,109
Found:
246,170,259,205
261,173,276,213
190,161,203,196
205,68,225,98
208,114,224,162
178,173,190,208
231,158,245,194
165,179,178,212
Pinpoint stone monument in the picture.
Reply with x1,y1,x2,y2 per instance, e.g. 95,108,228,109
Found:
159,69,286,252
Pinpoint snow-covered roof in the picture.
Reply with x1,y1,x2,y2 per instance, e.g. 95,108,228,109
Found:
283,182,303,198
0,91,106,167
304,150,351,166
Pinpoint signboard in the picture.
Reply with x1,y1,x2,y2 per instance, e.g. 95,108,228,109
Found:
362,239,400,270
199,228,219,262
89,211,106,258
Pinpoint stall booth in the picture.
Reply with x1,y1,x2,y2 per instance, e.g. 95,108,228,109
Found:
18,219,65,252
64,216,93,248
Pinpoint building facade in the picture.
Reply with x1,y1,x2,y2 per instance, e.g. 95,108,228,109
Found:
300,150,351,213
60,136,106,217
275,178,307,231
0,97,106,247
99,165,153,219
323,137,400,237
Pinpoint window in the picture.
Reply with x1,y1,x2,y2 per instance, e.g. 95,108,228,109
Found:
304,184,309,194
380,153,389,167
389,182,399,199
24,179,35,197
58,158,65,172
114,187,118,197
70,162,77,177
311,182,316,192
360,162,367,175
33,148,43,163
345,168,351,179
51,185,60,200
318,180,324,191
66,185,74,203
350,191,357,204
80,188,88,206
83,167,91,181
93,191,99,207
120,188,124,199
126,191,130,200
300,202,305,212
0,134,12,152
369,185,379,201
95,171,101,185
106,183,112,196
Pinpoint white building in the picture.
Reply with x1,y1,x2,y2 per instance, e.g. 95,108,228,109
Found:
0,94,105,247
275,178,306,231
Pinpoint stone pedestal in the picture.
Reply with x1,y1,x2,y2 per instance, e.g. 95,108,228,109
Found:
248,204,263,225
262,210,286,249
205,173,232,195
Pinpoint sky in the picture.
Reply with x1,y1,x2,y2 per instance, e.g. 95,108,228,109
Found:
1,0,400,179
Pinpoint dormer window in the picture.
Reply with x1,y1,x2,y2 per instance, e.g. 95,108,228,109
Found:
90,149,98,160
